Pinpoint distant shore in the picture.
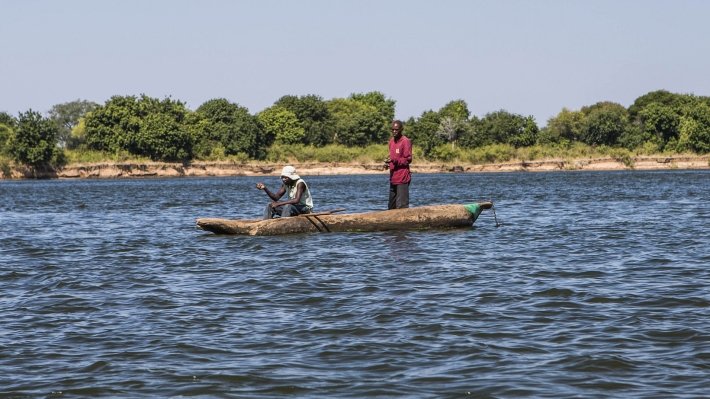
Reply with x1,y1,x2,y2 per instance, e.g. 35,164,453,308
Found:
2,155,708,179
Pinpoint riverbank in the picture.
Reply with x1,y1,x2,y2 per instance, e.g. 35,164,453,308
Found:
2,155,708,179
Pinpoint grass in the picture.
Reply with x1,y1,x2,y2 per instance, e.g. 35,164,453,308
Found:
264,143,388,164
63,149,152,164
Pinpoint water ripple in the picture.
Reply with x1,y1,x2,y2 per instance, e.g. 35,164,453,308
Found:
1,171,709,397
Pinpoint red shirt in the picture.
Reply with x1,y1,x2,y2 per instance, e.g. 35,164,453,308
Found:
388,135,412,184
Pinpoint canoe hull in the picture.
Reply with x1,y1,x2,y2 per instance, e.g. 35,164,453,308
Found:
196,202,491,236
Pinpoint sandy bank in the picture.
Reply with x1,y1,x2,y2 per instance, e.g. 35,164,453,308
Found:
2,155,708,179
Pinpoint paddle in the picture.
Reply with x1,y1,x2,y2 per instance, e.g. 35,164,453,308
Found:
298,208,346,217
298,208,346,232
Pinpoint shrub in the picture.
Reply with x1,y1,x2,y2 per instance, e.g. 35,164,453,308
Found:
0,158,12,178
427,144,457,162
461,144,516,164
608,148,635,168
9,110,61,168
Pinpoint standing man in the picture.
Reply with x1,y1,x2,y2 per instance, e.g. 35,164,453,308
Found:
384,120,412,209
256,165,314,219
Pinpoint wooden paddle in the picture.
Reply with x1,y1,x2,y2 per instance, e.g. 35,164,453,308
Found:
298,208,346,232
298,208,346,217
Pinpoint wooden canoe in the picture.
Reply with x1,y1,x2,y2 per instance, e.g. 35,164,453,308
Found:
196,202,493,236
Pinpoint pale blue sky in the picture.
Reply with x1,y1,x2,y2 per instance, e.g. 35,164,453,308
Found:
2,0,709,126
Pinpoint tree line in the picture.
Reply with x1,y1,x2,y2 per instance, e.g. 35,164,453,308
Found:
1,89,709,169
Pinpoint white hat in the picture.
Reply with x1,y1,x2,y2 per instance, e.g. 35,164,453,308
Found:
280,165,300,180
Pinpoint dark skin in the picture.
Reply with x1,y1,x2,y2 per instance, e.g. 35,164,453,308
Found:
384,121,403,167
255,176,306,208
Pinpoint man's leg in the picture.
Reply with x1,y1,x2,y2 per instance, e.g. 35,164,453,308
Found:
395,183,409,208
388,184,398,209
263,203,274,220
280,204,296,217
280,204,310,217
268,204,290,218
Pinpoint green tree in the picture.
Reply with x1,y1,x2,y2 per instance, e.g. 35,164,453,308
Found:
437,117,468,149
84,95,142,153
436,100,471,149
8,110,61,167
349,91,396,121
274,95,332,146
543,108,585,144
406,111,442,157
458,117,483,148
0,112,16,156
516,116,539,148
0,125,12,157
327,98,385,146
638,103,680,147
0,112,16,128
135,113,193,161
349,91,396,141
257,106,305,145
133,96,190,160
48,99,98,148
69,118,88,149
627,90,688,120
84,95,193,161
677,102,710,153
0,125,10,156
616,123,650,151
438,99,470,121
473,110,537,148
193,98,264,158
580,102,630,146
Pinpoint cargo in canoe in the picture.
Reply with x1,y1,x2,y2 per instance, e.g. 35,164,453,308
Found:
196,202,493,236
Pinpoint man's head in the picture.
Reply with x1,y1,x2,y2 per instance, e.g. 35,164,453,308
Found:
391,120,403,139
280,165,300,184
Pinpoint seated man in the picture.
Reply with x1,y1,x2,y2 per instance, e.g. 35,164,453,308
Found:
256,165,314,219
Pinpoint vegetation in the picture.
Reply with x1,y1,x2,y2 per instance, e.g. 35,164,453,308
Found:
6,110,63,169
83,95,193,162
48,99,98,148
0,90,708,175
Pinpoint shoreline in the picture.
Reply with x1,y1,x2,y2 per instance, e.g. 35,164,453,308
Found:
2,155,708,179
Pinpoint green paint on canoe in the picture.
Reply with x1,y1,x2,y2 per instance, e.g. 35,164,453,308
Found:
463,203,482,217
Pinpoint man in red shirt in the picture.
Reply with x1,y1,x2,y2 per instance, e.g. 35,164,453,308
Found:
384,120,412,209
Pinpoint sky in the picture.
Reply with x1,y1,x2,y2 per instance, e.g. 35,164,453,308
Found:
2,0,709,127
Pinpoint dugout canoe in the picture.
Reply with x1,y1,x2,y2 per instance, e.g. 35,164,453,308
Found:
196,202,493,236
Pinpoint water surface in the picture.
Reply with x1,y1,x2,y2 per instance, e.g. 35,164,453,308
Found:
1,170,709,398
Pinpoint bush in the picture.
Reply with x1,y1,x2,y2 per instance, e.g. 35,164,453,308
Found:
9,110,61,168
63,149,151,164
461,144,516,164
637,140,663,155
264,143,389,164
427,144,457,162
355,144,389,163
0,123,13,156
0,157,12,178
516,145,561,160
607,148,635,168
678,114,710,154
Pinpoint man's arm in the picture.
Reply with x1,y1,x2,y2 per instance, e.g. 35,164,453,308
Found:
393,138,413,167
271,182,305,207
256,183,286,201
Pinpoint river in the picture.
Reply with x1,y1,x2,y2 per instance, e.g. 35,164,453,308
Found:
1,170,708,398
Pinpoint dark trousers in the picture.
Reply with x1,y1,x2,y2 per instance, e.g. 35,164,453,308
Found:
388,183,410,209
263,203,310,220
